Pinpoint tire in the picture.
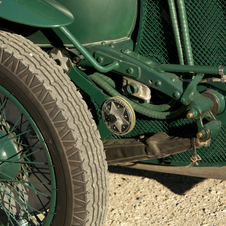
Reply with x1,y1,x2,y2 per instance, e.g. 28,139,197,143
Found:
0,30,108,225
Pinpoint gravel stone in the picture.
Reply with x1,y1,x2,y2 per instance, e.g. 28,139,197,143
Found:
105,166,226,226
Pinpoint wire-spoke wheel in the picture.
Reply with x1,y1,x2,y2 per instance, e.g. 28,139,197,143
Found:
0,31,109,226
0,87,56,225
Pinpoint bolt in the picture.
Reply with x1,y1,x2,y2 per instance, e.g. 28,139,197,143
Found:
123,49,131,54
186,112,194,119
171,77,176,82
155,80,162,87
126,68,134,74
181,98,186,103
173,91,181,99
145,60,152,65
97,57,104,63
196,132,203,139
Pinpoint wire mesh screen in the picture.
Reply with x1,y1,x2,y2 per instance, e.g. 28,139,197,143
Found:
186,0,226,66
130,0,226,165
136,0,226,66
136,0,180,64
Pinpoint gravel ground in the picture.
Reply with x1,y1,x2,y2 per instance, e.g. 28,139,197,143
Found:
105,166,226,226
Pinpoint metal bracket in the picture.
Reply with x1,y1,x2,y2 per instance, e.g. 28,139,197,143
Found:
196,111,222,141
181,73,204,105
68,64,109,107
95,51,141,78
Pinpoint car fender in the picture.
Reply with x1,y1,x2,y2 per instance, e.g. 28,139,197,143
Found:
0,0,74,28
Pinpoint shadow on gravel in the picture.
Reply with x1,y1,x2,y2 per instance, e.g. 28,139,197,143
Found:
108,165,205,195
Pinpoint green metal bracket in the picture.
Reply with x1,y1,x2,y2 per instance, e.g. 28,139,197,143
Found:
68,65,108,107
59,26,119,73
185,92,222,141
196,114,222,141
121,49,161,68
184,87,225,140
94,51,141,78
186,95,213,119
68,65,112,139
90,45,184,101
181,73,204,105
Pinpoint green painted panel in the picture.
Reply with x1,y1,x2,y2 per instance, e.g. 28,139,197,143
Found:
53,0,137,44
16,0,137,46
0,0,74,28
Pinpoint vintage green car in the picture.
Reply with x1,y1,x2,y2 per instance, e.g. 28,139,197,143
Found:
0,0,225,225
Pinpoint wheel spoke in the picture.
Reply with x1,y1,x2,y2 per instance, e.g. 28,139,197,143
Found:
20,143,42,158
0,159,46,165
0,184,31,223
7,113,23,137
0,179,47,224
23,165,52,194
0,97,10,133
21,165,50,206
31,166,51,184
0,200,18,225
0,96,55,226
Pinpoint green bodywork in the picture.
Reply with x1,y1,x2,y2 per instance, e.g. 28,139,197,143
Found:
0,0,74,28
56,0,137,44
1,0,226,169
0,0,137,46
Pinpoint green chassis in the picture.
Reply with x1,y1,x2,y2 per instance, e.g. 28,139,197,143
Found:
1,0,226,170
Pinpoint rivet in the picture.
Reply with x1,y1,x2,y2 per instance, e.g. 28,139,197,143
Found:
145,60,152,65
101,42,106,45
171,77,176,82
126,68,134,74
173,91,181,99
110,44,115,48
155,80,162,87
181,98,185,103
97,57,104,63
123,49,131,54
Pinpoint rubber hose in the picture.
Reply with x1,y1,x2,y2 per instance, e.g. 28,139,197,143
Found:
95,73,176,112
89,73,185,119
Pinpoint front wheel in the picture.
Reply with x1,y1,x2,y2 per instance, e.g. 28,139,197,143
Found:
0,31,108,225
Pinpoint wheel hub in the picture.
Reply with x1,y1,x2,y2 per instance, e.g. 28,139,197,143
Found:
0,130,20,179
102,96,136,135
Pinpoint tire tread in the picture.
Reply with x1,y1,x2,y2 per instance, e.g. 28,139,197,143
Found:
0,31,108,226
